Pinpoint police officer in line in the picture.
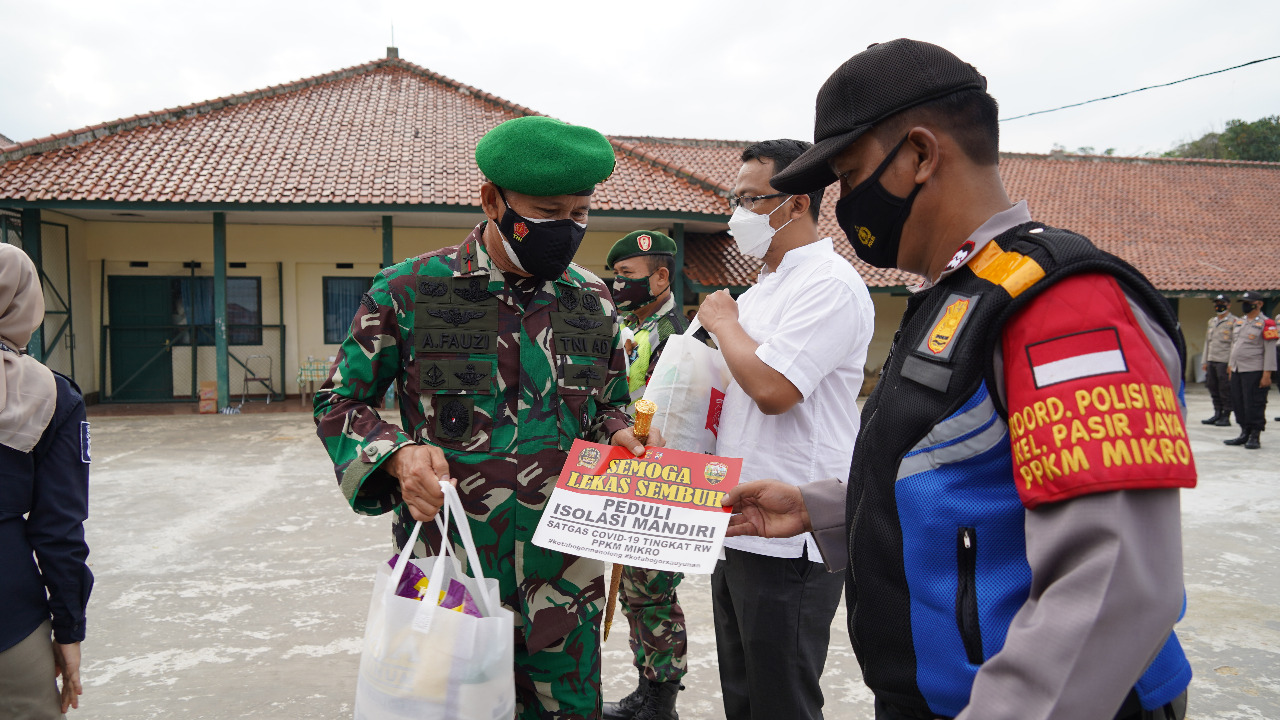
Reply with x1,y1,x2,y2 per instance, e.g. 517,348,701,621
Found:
1201,294,1236,426
315,116,663,719
602,230,689,720
1224,291,1278,449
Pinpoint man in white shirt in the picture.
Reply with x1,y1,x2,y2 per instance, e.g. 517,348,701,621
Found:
697,139,874,720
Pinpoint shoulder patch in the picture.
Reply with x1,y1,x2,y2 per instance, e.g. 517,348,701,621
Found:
80,421,91,463
1264,318,1279,341
1002,273,1196,509
968,242,1045,299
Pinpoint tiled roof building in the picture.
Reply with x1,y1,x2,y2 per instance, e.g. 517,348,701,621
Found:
1,51,1275,404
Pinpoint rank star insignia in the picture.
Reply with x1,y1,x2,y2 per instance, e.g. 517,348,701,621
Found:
423,364,445,388
513,222,529,241
428,307,486,327
565,314,605,331
454,364,488,386
637,234,653,251
453,277,492,303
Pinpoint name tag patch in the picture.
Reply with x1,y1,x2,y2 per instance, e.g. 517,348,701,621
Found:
80,421,91,463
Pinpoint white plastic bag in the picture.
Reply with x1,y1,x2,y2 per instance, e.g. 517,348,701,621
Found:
642,321,731,454
355,484,515,720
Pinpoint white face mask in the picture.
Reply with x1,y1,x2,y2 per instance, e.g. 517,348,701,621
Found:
727,197,793,259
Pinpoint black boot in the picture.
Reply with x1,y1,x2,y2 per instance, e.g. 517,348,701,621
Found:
1224,429,1250,446
603,674,651,720
632,680,681,720
1201,412,1222,425
1245,431,1261,450
1215,414,1232,426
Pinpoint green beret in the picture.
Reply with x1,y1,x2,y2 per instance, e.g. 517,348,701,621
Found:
606,230,677,270
475,116,616,197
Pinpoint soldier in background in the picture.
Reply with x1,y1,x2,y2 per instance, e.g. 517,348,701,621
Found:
602,230,688,720
1200,294,1236,426
1224,291,1277,449
314,116,660,719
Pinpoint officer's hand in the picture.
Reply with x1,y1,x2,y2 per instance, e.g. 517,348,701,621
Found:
611,427,664,457
53,641,81,712
386,444,454,522
1201,362,1207,372
697,289,738,335
722,480,811,539
1262,372,1272,389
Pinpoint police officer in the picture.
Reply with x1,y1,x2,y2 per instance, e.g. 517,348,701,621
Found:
1224,291,1277,449
1201,294,1236,425
314,116,662,720
719,39,1193,720
602,230,688,720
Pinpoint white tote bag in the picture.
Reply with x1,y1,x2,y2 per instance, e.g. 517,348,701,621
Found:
642,321,731,454
355,484,515,720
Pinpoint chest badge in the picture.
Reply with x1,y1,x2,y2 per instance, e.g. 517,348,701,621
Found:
928,298,971,355
423,364,446,388
453,278,492,303
428,307,486,327
565,314,604,331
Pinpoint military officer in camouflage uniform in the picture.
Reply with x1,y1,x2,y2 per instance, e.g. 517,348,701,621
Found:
1201,294,1237,426
602,230,688,720
1224,291,1278,449
314,116,661,720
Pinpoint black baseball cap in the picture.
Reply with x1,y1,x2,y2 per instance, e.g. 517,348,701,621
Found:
771,39,988,195
1241,291,1265,302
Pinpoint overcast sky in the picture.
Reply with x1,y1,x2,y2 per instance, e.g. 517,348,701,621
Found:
2,0,1278,158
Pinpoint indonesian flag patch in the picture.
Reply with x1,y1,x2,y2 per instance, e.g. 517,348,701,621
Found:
1026,327,1127,389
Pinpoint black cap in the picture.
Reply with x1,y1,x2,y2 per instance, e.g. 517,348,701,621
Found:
1241,291,1265,302
1213,294,1228,302
771,39,987,195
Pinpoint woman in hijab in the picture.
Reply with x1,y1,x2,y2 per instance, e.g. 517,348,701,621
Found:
0,244,93,718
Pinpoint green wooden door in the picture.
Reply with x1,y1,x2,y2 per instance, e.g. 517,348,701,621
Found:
108,276,175,401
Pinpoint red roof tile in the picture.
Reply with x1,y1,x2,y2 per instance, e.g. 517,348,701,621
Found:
631,138,1280,292
0,58,725,215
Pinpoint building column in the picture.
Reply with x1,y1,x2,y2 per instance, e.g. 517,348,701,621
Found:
382,215,394,269
213,212,229,409
671,222,686,310
20,208,43,361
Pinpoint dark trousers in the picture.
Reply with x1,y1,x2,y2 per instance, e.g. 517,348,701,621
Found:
1205,361,1232,416
711,546,845,720
1230,370,1269,432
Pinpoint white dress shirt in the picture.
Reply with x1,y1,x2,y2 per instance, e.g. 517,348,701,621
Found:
717,238,874,561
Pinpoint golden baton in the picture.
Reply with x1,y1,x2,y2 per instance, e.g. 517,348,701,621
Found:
605,398,657,640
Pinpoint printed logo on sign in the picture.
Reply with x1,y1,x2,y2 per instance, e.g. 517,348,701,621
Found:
578,446,602,468
637,234,652,251
856,226,875,247
80,421,91,464
928,298,970,355
704,462,728,485
706,387,725,437
1026,327,1128,389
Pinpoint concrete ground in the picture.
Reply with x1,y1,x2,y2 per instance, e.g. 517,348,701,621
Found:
74,386,1277,719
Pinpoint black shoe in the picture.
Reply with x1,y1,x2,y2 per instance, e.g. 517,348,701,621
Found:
603,675,651,720
1215,416,1232,426
1224,431,1250,446
1245,432,1261,450
1201,413,1221,425
632,680,681,720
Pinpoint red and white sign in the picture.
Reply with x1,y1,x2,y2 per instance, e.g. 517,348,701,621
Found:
1026,327,1127,388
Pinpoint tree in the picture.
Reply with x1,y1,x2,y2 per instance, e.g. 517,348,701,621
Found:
1165,116,1280,161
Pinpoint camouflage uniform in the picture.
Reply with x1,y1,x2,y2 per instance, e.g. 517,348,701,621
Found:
315,224,633,719
618,293,688,683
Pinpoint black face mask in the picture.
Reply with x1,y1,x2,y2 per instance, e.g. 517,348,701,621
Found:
496,192,587,281
1214,304,1229,314
834,135,922,269
1242,301,1259,314
610,273,663,312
